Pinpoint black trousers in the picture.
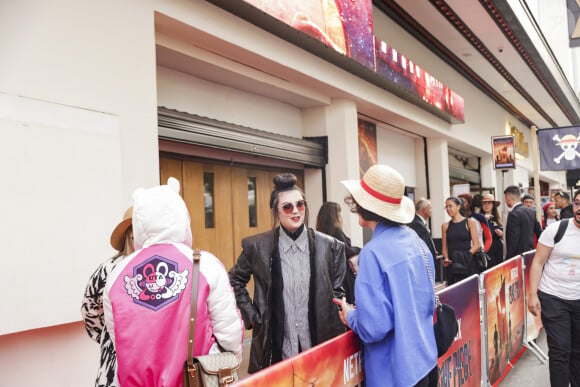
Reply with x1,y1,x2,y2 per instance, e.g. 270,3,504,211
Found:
539,291,580,387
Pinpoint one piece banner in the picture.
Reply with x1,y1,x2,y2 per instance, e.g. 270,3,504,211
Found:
436,275,482,387
235,330,364,386
483,256,525,385
522,251,543,341
538,126,580,171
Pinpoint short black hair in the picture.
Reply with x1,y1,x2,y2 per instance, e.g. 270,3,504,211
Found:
555,190,570,201
522,194,534,202
348,196,401,226
504,185,520,197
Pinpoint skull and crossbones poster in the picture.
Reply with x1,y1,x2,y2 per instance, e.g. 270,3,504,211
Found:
538,126,580,171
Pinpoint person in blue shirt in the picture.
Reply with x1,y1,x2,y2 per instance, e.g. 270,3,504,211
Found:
338,164,438,387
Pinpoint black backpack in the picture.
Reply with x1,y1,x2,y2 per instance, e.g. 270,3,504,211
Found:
554,219,570,245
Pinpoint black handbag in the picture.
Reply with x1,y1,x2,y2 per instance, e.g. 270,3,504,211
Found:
473,248,491,274
434,302,459,356
183,250,239,387
416,236,459,357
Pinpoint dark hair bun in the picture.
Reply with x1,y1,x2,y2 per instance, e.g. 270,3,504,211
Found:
273,173,297,190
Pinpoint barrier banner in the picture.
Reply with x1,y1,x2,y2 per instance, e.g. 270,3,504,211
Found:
523,251,543,341
484,257,525,384
436,275,481,387
235,331,363,386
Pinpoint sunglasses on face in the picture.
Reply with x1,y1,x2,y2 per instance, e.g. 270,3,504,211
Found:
280,200,306,214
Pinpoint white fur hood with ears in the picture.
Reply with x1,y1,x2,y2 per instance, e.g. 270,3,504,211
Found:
132,177,192,250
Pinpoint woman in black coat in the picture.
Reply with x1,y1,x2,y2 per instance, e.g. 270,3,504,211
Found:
229,174,346,373
481,194,504,267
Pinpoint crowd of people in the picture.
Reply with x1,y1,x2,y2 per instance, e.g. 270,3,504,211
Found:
80,166,578,387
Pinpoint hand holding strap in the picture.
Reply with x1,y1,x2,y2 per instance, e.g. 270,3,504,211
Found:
415,235,441,309
186,250,201,381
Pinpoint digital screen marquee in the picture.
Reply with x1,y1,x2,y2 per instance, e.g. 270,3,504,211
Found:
214,0,465,123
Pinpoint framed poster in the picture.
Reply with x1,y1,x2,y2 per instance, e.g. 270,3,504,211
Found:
358,119,377,177
492,135,516,169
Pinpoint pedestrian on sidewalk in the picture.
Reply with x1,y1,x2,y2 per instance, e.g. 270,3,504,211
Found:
528,189,580,387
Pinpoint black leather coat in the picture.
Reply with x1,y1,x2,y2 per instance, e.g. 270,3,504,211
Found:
228,227,346,373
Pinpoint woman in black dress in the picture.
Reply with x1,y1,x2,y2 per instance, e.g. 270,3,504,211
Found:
441,197,480,285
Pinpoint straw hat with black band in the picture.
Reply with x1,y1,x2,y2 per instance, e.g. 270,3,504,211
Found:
341,164,415,224
110,207,133,251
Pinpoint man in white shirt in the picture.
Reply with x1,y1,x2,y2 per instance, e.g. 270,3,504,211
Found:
528,189,580,387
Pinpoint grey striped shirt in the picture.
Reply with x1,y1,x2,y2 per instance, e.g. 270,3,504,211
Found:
279,229,311,359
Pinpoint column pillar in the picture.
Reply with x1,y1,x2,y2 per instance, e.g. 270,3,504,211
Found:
304,99,361,245
426,138,450,239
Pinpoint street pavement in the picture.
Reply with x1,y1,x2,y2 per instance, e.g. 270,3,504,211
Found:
499,329,550,386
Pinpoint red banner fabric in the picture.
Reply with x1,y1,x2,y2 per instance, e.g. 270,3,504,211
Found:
234,331,363,387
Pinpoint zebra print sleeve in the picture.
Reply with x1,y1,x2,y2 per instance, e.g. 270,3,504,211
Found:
81,259,114,343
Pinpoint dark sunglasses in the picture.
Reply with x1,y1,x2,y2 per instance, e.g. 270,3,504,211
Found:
280,200,306,214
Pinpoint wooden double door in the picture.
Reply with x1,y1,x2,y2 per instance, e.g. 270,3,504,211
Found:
160,154,304,271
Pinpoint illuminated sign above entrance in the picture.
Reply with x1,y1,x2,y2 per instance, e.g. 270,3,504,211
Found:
208,0,465,123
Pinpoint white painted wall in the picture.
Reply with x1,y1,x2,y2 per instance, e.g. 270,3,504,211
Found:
0,0,158,384
157,66,304,138
376,127,417,187
0,95,122,333
0,0,159,335
0,323,98,386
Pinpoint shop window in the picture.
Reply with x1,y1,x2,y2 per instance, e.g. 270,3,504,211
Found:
248,177,257,227
204,172,214,228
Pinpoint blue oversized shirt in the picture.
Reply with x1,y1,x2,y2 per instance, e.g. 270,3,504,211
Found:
346,222,437,386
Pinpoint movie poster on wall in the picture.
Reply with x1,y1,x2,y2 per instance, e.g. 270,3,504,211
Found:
492,135,516,169
358,119,377,177
484,258,525,385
